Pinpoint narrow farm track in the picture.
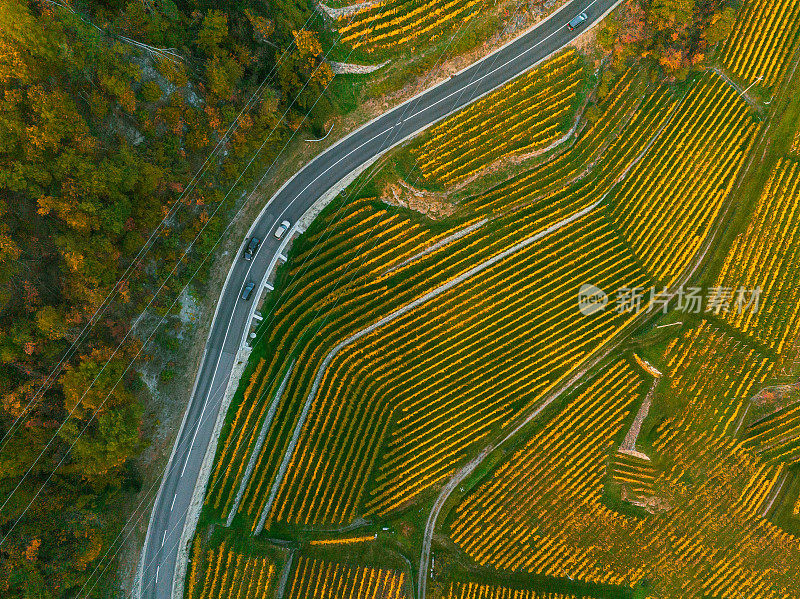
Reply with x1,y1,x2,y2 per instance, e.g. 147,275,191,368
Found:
137,2,620,598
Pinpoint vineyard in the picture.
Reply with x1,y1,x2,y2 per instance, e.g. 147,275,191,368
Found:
309,534,378,546
357,208,648,517
332,0,495,54
744,400,800,464
185,541,276,599
408,50,585,186
198,66,699,533
714,158,800,355
203,197,449,522
718,0,800,87
451,361,645,581
659,321,774,437
185,4,800,597
437,582,588,599
286,557,407,599
607,71,759,285
242,201,649,530
608,451,657,505
792,127,800,156
450,343,800,598
459,68,674,215
196,62,759,538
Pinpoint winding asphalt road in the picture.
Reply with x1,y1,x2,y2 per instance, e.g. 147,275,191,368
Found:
137,1,620,597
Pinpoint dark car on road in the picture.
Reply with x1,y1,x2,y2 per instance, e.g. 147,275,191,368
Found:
241,281,255,301
567,12,588,31
243,236,260,261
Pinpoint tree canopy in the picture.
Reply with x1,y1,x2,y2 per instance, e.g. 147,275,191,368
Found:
0,0,327,596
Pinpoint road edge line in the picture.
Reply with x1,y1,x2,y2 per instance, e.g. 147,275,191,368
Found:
170,343,253,599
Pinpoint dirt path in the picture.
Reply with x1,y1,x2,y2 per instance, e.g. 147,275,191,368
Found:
620,377,658,456
275,549,297,599
710,66,760,108
760,469,789,517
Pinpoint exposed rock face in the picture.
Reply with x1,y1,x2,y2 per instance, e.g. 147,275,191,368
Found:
329,60,389,74
317,0,382,19
382,182,457,220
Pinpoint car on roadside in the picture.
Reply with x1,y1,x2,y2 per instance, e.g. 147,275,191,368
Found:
274,220,291,239
567,12,588,31
243,236,260,261
241,281,255,301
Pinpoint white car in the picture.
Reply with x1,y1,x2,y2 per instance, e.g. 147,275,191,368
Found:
274,220,291,239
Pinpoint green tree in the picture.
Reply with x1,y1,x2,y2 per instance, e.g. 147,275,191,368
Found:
277,30,333,112
196,9,228,55
206,52,244,100
59,403,142,483
704,6,737,46
60,349,137,415
35,305,69,340
650,0,695,30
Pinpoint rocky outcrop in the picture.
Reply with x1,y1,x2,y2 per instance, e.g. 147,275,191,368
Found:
317,0,382,19
329,60,389,74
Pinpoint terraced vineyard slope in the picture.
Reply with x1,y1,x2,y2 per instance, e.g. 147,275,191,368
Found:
287,557,407,599
185,542,276,599
608,451,658,505
451,322,800,598
607,72,759,285
438,582,589,599
660,321,773,435
458,70,679,217
714,158,800,355
451,361,645,582
744,401,800,464
332,0,495,54
200,66,694,534
408,50,585,186
186,3,800,597
718,0,800,87
203,197,449,522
